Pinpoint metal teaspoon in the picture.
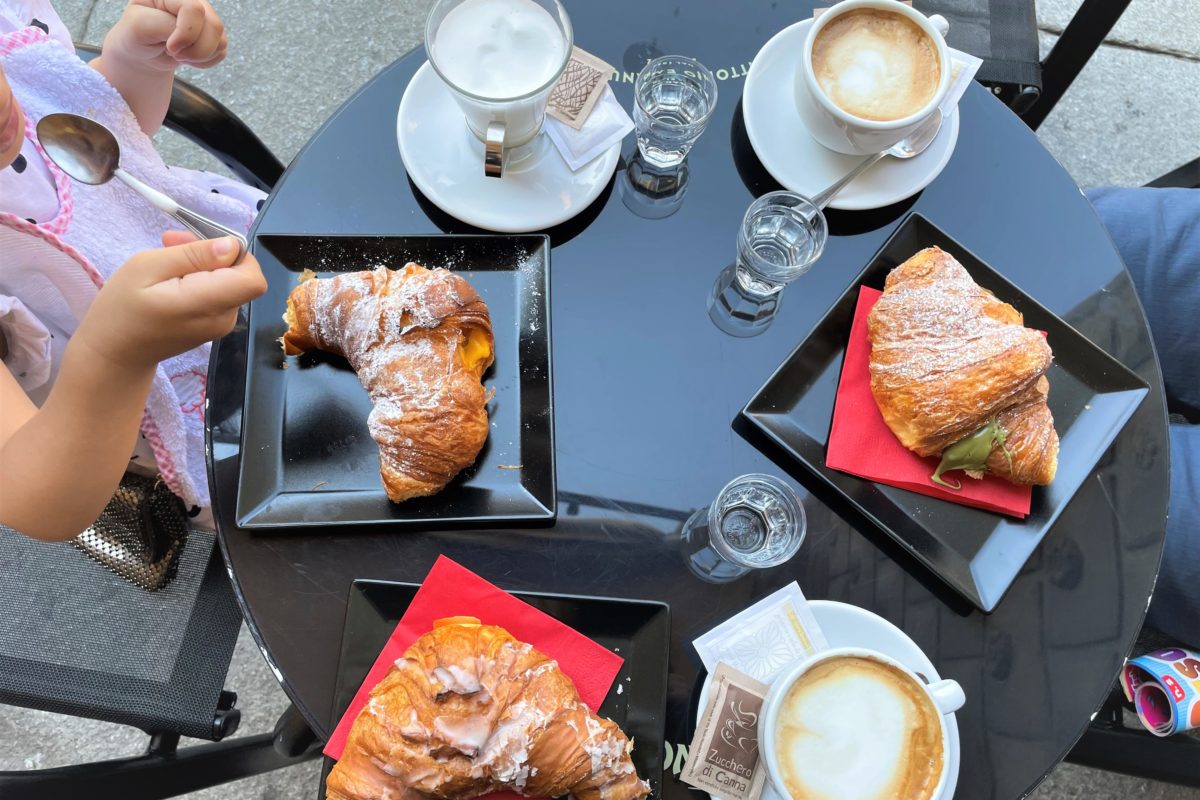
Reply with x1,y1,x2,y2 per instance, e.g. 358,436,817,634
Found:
809,113,944,210
36,113,248,263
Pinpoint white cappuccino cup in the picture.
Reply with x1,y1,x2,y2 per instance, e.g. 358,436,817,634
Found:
760,647,964,800
795,0,951,156
425,0,572,178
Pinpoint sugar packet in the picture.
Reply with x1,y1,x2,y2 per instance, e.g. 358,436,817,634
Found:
547,47,614,130
544,87,633,171
693,582,827,684
681,662,771,800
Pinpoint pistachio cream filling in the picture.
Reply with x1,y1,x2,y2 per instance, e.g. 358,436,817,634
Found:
931,418,1013,489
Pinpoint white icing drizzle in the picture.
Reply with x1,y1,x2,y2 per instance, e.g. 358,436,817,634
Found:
581,714,625,773
369,637,641,800
476,700,540,789
433,714,493,757
399,707,426,739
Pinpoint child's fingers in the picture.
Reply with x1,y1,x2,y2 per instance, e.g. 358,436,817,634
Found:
164,0,208,55
136,236,240,283
174,15,225,64
161,229,197,248
174,254,268,312
121,4,178,50
183,31,227,68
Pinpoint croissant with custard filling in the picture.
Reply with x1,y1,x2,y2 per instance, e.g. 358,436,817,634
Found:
867,247,1058,487
281,263,494,502
325,616,651,800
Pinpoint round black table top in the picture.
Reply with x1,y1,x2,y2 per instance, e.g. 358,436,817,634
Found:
208,2,1170,798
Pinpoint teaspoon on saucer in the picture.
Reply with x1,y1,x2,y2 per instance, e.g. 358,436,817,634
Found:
809,113,944,210
36,113,248,263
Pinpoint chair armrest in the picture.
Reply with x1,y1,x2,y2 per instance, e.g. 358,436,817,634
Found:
1146,157,1200,189
74,43,283,191
1022,0,1133,129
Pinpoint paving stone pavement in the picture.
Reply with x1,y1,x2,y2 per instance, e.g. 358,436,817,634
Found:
2,1,1198,798
1034,0,1200,187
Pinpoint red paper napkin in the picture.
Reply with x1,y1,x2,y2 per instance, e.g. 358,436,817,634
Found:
825,286,1032,517
324,556,625,767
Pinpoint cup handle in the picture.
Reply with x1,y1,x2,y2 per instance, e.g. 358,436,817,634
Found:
927,678,965,715
485,121,505,179
928,13,950,37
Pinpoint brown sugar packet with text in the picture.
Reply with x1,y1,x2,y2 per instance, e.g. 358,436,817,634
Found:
547,46,614,130
681,663,771,800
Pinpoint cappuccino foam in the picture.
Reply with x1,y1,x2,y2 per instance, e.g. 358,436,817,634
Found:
432,0,566,99
774,656,944,800
811,9,940,122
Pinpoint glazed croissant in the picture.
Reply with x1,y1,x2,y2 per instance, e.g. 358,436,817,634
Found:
281,263,494,502
867,247,1058,486
326,617,651,800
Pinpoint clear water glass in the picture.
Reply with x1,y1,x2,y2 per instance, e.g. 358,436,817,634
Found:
709,191,827,337
680,474,807,583
633,56,718,168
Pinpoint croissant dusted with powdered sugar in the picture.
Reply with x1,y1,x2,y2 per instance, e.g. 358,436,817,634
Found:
325,617,651,800
867,247,1059,487
281,263,494,502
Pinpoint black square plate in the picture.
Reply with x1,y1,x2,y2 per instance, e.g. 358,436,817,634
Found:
742,214,1149,612
316,580,671,799
237,234,555,528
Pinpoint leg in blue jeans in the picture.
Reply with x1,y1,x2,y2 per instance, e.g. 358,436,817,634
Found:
1087,187,1200,646
1087,187,1200,411
1145,424,1200,646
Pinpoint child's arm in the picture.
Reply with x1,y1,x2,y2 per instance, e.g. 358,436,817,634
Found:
0,333,155,540
90,0,227,136
0,234,265,541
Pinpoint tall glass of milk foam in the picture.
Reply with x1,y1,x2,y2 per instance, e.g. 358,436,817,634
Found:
425,0,573,178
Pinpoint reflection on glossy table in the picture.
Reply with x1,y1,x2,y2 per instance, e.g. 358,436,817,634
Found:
206,2,1170,798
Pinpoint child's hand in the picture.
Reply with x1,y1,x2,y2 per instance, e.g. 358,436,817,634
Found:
92,1,228,133
103,0,228,73
76,232,267,372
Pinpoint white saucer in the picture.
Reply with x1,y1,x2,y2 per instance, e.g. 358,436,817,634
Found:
742,20,960,211
396,61,621,233
697,600,961,800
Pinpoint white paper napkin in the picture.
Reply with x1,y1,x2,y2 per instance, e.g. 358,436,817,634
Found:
943,48,983,117
544,86,633,171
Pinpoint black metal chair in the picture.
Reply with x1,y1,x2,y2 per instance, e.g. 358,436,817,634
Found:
1146,157,1200,191
0,50,308,800
1064,164,1200,788
918,0,1133,129
73,43,284,191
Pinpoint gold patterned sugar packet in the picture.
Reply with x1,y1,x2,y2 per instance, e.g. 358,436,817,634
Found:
547,46,614,130
682,662,771,800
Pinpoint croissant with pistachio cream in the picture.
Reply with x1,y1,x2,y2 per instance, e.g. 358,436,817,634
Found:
325,616,651,800
281,263,494,502
867,247,1058,488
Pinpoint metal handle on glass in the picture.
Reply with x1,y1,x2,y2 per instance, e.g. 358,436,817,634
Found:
809,151,887,210
114,167,248,263
485,121,505,179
